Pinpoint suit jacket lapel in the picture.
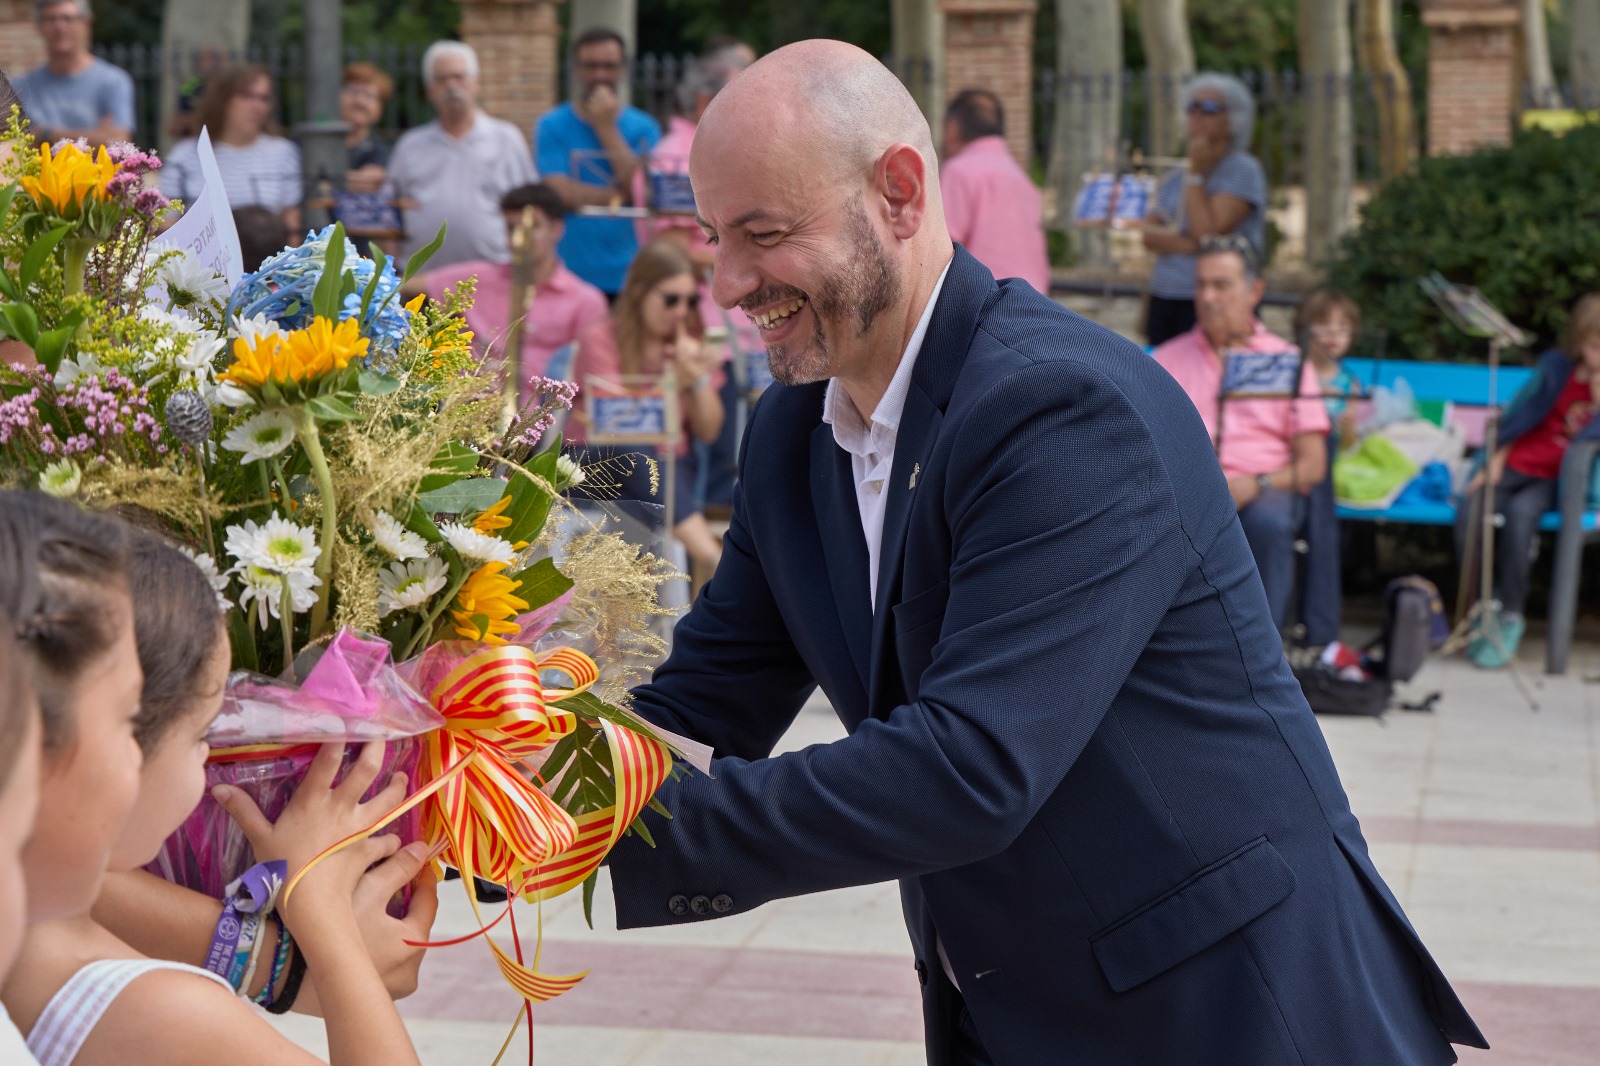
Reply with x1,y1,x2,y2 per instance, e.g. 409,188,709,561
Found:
867,247,995,710
810,422,873,691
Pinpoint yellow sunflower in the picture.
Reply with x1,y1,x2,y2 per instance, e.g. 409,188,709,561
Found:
451,561,530,643
20,141,117,219
219,317,369,391
472,494,513,535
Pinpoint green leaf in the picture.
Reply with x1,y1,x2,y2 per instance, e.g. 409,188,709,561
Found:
415,477,507,516
403,223,447,282
310,223,348,322
0,269,18,302
418,442,481,495
509,556,573,614
32,317,82,375
402,500,443,544
357,369,401,396
358,238,387,321
625,812,656,848
305,394,360,422
0,302,39,347
0,183,19,223
500,460,556,548
18,223,70,288
581,871,597,930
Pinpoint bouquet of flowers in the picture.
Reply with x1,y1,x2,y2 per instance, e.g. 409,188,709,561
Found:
0,115,701,1019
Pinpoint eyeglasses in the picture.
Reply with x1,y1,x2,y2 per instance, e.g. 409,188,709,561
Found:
578,60,625,72
1188,99,1227,116
660,292,700,310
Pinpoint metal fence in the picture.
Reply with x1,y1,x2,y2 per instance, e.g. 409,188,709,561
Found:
1033,69,1422,190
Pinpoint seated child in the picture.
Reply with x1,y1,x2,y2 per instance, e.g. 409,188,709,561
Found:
1454,293,1600,668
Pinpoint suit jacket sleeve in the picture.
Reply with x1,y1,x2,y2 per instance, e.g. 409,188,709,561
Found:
610,359,1196,926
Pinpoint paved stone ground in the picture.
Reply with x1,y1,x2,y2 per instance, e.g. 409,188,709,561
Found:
266,631,1600,1064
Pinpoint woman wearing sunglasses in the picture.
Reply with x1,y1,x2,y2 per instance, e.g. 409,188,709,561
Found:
569,238,727,573
1142,73,1268,346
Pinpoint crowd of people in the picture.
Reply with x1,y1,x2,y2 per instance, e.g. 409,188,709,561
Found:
6,1,1594,650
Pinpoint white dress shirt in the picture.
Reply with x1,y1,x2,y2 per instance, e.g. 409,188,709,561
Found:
821,261,960,989
822,262,952,605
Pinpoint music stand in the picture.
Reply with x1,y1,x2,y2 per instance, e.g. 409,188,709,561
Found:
1418,273,1539,707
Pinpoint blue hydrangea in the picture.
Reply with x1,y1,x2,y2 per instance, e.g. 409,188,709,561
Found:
226,226,411,355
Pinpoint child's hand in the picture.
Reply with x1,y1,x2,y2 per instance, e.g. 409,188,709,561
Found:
214,743,412,927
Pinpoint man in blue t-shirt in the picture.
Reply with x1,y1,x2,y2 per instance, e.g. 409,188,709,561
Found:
13,0,135,146
534,27,661,296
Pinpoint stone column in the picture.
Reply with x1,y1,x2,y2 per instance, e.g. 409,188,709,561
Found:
0,1,42,86
940,0,1039,166
457,0,564,137
1420,0,1522,156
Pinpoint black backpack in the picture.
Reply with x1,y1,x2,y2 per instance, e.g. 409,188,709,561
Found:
1292,576,1446,717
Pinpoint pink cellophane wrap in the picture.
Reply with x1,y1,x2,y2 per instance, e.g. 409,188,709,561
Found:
147,630,445,915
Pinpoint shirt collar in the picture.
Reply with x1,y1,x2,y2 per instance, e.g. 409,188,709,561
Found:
823,260,953,455
958,135,1011,158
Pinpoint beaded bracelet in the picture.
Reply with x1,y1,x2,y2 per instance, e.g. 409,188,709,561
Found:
264,945,307,1016
253,922,293,1009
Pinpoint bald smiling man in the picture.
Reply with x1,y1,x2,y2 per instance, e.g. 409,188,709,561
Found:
606,41,1485,1066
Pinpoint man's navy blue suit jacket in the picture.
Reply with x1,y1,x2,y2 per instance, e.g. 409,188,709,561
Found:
610,248,1487,1064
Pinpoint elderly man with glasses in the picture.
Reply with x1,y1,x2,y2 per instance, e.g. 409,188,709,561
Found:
1153,235,1330,633
1142,73,1269,346
535,27,663,297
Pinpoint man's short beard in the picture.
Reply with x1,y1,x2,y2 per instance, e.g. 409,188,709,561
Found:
765,198,902,387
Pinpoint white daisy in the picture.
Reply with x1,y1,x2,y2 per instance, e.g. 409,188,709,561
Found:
37,459,80,498
209,381,256,409
438,521,516,566
178,547,233,612
232,312,289,347
371,510,428,560
52,349,105,388
220,410,298,464
555,454,585,489
377,557,449,616
223,514,319,575
158,249,230,310
235,563,320,629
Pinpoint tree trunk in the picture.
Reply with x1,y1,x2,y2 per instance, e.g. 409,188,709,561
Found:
891,0,945,134
159,0,250,153
1298,0,1353,266
569,0,638,102
1572,0,1600,109
1523,0,1558,107
1048,0,1122,266
1138,0,1194,158
1355,0,1416,181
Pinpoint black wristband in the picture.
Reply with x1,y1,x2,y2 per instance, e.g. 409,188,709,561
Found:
265,943,307,1015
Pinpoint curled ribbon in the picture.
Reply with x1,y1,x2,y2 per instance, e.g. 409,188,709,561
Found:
280,642,674,1005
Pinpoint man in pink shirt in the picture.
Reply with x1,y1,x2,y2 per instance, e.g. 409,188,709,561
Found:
407,183,608,401
939,88,1050,293
1153,235,1329,630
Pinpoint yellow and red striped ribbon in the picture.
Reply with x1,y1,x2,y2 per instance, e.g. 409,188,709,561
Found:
279,642,674,1006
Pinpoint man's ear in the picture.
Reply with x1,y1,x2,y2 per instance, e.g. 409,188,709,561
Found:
875,143,929,240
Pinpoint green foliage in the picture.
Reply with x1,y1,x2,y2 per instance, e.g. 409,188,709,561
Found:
1327,126,1600,362
632,0,889,58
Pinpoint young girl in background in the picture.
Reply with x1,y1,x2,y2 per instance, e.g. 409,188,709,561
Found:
1294,289,1363,648
0,613,44,1064
0,499,432,1065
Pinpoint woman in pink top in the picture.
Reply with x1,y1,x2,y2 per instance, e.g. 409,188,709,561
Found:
569,239,726,572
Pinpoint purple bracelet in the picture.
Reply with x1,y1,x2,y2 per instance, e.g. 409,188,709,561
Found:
204,860,288,983
254,921,293,1008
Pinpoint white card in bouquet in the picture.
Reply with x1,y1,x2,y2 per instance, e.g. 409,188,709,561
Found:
153,127,245,286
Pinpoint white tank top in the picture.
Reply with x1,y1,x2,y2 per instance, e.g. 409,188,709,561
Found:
25,958,230,1066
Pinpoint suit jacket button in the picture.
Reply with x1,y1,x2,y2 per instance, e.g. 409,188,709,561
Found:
914,960,928,987
668,894,689,916
690,894,712,915
711,893,733,913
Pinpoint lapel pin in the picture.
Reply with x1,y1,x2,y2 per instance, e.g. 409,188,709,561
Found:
908,463,920,490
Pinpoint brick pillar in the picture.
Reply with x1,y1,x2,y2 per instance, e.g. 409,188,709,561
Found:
0,1,42,84
939,0,1037,166
457,0,564,138
1420,0,1521,156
